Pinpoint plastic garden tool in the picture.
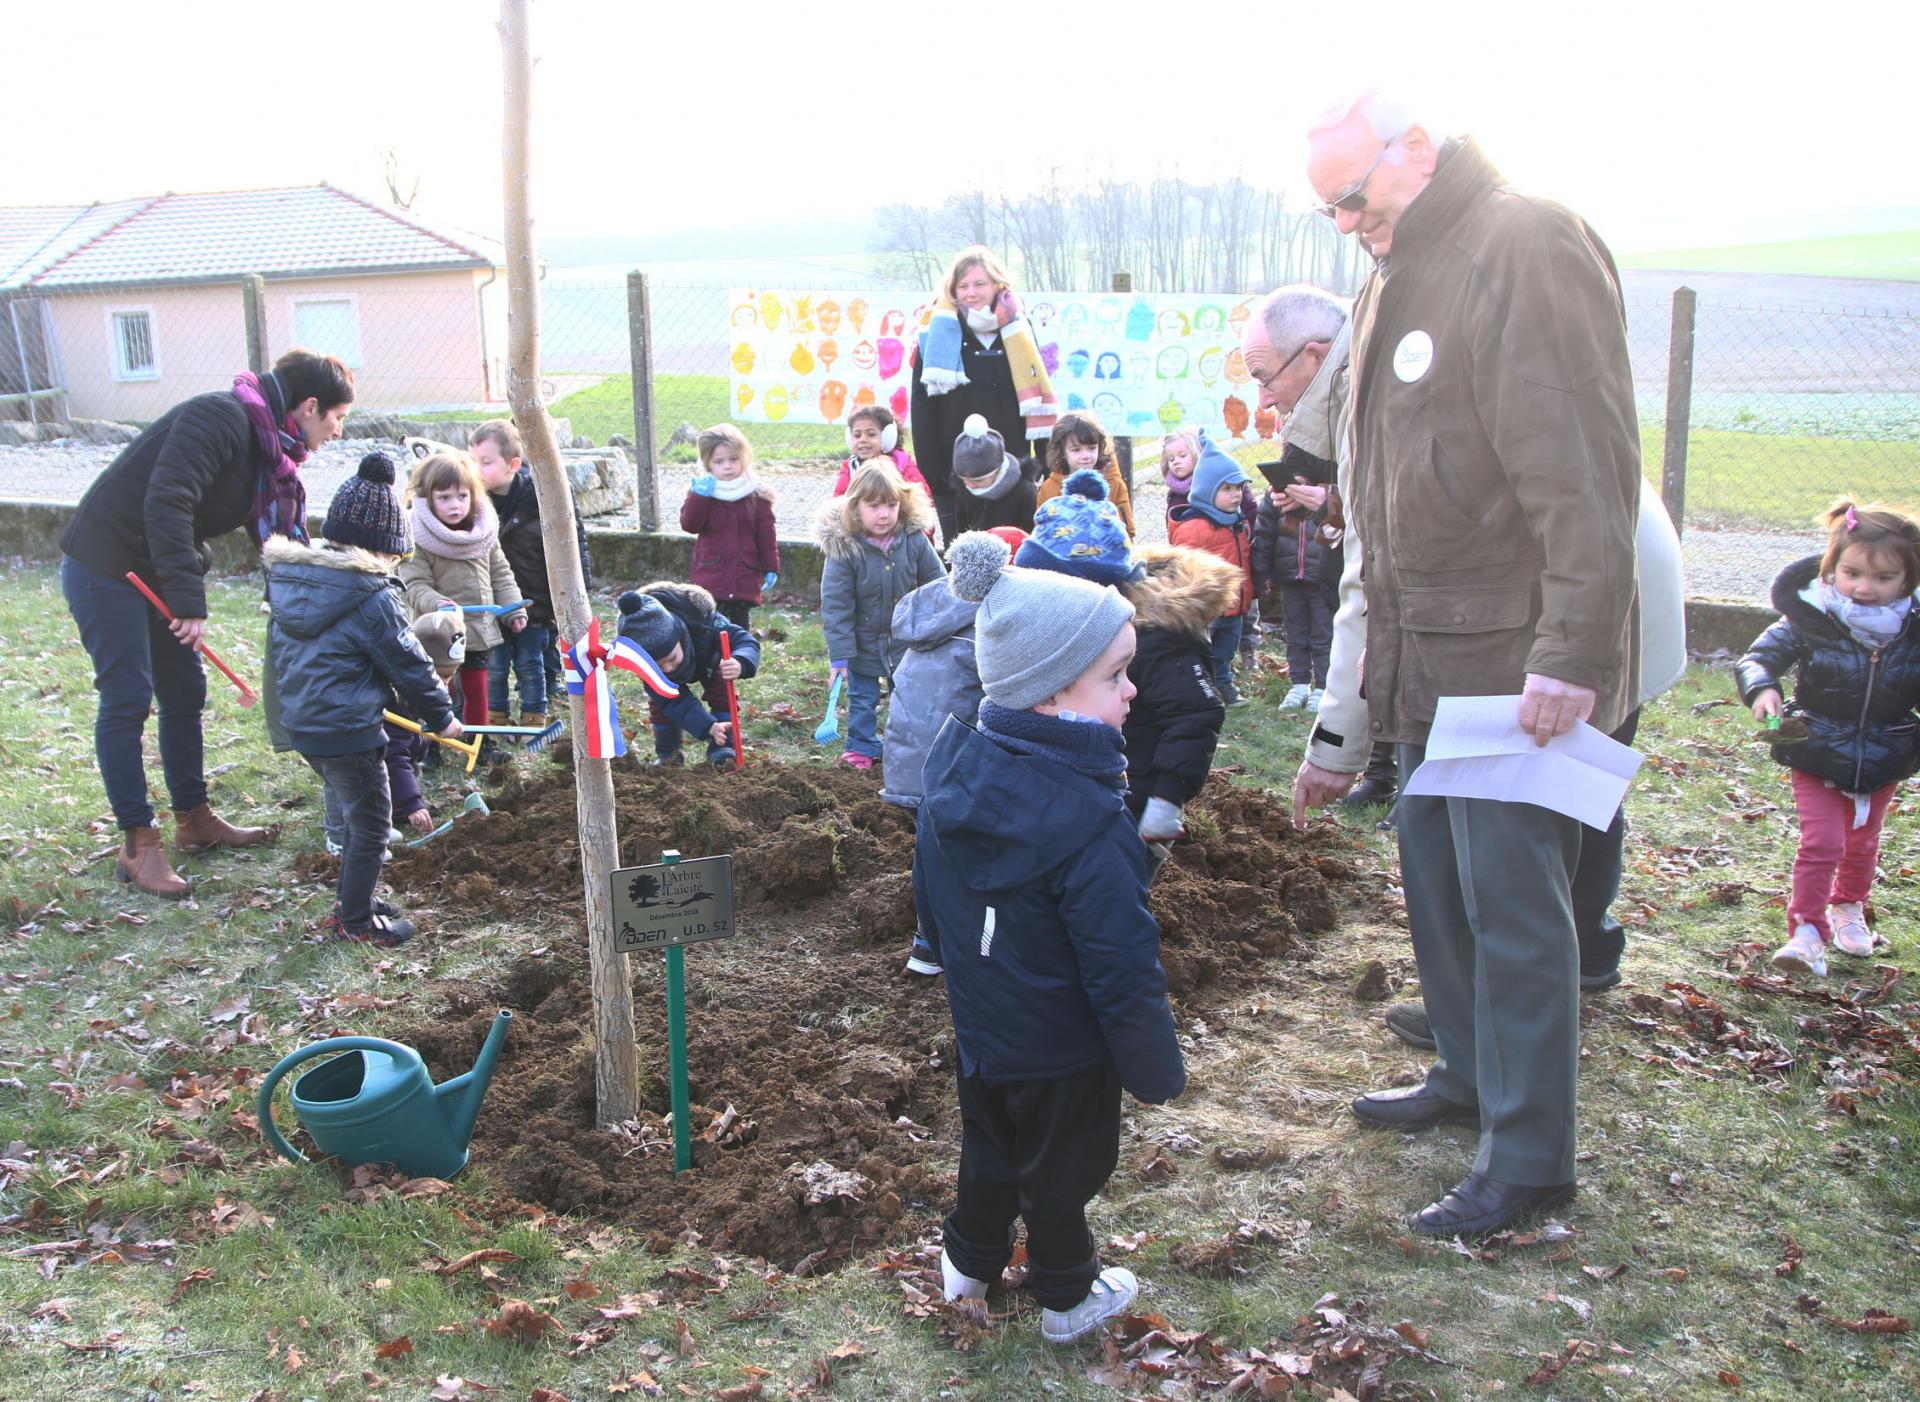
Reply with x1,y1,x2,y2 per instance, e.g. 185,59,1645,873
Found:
383,710,482,773
814,674,844,744
1757,714,1811,746
719,632,744,769
257,1010,512,1178
125,571,257,707
404,791,491,848
458,601,529,618
464,719,566,751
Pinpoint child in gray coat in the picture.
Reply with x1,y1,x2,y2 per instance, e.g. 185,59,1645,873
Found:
816,461,944,770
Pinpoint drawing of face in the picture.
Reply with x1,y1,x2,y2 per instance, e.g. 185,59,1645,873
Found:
1185,397,1218,426
1158,395,1184,429
1156,347,1189,380
1108,298,1136,337
765,385,789,421
731,302,758,329
1222,395,1250,438
1198,348,1224,383
759,293,782,332
731,343,755,375
1068,348,1091,378
890,384,910,422
1194,305,1225,335
818,338,838,371
1029,301,1056,329
1157,309,1190,337
736,383,754,412
791,294,815,332
789,342,816,375
848,298,868,332
877,336,904,378
880,309,907,337
1095,352,1121,380
1061,303,1088,335
1227,302,1251,335
1128,354,1150,382
819,380,847,421
1093,392,1124,422
1225,348,1251,384
853,384,876,407
1255,404,1278,439
1067,392,1087,410
817,300,841,334
852,340,877,371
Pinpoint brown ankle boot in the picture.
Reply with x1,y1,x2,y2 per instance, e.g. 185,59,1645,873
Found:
519,710,547,730
488,709,511,727
114,827,188,898
173,803,276,855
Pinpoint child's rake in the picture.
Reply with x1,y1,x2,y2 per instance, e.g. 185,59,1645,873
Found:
463,719,566,752
814,674,844,744
383,711,483,773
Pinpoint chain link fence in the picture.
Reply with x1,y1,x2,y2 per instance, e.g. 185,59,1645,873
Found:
2,271,1915,604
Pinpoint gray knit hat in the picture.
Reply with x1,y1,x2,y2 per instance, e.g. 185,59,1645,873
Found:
322,452,411,555
952,413,1013,481
946,531,1134,710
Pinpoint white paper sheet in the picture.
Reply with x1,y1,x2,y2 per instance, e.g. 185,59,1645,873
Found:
1401,695,1645,831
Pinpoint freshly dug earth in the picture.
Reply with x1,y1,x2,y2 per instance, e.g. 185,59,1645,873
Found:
374,756,1362,1269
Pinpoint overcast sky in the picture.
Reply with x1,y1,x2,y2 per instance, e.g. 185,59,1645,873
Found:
15,0,1915,257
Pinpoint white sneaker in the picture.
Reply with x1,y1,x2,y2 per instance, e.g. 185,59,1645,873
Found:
1830,902,1874,957
1041,1266,1139,1343
1772,923,1828,977
1307,687,1325,713
940,1249,988,1302
1279,683,1310,711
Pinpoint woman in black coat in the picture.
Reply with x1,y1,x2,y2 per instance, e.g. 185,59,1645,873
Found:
58,349,353,895
909,246,1037,543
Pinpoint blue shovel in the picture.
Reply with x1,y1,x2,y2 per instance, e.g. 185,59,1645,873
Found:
814,674,844,744
459,601,528,618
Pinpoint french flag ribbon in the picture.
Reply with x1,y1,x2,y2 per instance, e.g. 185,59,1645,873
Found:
562,620,680,760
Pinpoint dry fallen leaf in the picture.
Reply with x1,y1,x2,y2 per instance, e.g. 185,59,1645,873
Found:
168,1266,215,1305
373,1336,413,1360
433,1248,517,1277
483,1299,558,1344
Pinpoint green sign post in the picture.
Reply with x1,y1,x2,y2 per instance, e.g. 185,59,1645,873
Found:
608,849,736,1173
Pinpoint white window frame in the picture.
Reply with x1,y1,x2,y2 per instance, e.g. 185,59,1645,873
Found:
289,292,364,369
106,306,159,382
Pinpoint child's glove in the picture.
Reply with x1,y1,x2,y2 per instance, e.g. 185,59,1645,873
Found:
1139,797,1185,843
690,474,717,497
761,571,778,592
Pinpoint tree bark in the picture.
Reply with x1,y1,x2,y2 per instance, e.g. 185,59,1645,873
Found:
499,0,640,1127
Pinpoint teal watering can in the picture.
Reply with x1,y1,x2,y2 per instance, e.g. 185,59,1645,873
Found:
257,1011,512,1179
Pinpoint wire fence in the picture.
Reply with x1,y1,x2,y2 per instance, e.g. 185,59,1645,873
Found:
1,271,1915,605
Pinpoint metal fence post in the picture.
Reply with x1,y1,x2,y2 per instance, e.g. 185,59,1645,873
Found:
1661,286,1696,535
242,274,270,375
627,270,660,531
1110,270,1134,493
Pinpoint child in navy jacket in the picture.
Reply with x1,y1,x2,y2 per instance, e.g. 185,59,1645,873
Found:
617,583,760,767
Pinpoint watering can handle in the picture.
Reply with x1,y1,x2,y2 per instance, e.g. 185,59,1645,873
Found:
256,1037,420,1165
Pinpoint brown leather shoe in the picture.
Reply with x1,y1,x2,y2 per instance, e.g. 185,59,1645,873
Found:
173,803,276,855
488,709,511,727
114,827,188,898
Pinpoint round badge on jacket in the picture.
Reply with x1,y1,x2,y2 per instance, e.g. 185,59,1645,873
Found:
1393,331,1434,383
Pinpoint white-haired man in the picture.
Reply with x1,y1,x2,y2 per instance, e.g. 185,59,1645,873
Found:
1297,92,1642,1238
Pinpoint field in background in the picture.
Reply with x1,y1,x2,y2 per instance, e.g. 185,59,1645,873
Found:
1622,230,1920,283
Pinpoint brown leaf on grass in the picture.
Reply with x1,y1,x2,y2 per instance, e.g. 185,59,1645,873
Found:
594,1292,662,1320
1662,1268,1689,1282
1773,1238,1803,1276
1719,1369,1742,1387
1391,1321,1430,1350
432,1248,517,1276
675,1314,696,1358
711,1383,762,1401
168,1266,214,1304
283,1345,305,1373
30,1298,76,1322
1169,1236,1241,1278
606,1368,662,1396
430,1378,466,1401
373,1336,413,1360
1582,1262,1629,1284
562,1263,599,1299
1135,1146,1177,1182
481,1298,558,1344
209,1197,274,1233
1545,1291,1593,1323
1822,1309,1910,1335
1525,1339,1596,1387
530,1390,570,1402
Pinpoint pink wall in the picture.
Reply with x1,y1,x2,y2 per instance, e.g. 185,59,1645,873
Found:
49,267,502,423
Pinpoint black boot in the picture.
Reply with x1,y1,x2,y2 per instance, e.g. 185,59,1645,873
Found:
1339,742,1399,808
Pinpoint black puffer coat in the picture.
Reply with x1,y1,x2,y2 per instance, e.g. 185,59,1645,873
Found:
1735,555,1920,792
490,467,593,629
1119,545,1239,817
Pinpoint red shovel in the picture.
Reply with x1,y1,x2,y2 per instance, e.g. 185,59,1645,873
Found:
719,632,744,770
126,572,258,708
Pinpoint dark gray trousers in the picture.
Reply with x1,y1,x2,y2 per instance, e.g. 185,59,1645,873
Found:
1396,742,1584,1186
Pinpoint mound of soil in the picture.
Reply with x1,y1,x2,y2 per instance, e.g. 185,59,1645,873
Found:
374,756,1359,1268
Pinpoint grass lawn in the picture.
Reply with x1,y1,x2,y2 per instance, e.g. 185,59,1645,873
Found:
554,375,848,462
1639,425,1920,530
1620,230,1920,282
4,560,1915,1398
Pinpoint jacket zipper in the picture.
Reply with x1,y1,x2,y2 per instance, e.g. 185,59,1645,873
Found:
1852,648,1880,793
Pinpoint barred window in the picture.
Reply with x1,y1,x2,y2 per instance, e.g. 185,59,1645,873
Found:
110,310,156,380
292,297,363,368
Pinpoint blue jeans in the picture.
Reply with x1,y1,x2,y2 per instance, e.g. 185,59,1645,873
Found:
845,671,883,759
306,748,390,927
1208,615,1244,693
487,623,551,715
60,553,209,830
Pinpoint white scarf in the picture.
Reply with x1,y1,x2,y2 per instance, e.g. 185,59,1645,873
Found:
1813,579,1912,649
709,469,761,503
965,305,1000,349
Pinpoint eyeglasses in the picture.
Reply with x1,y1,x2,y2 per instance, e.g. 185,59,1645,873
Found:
1314,139,1397,219
1253,340,1311,395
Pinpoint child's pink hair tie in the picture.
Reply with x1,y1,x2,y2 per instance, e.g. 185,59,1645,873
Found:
1845,505,1859,532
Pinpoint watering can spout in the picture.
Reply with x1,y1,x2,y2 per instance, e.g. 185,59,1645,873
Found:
436,1010,513,1155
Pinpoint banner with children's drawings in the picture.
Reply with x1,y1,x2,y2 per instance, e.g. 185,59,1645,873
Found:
726,289,1283,444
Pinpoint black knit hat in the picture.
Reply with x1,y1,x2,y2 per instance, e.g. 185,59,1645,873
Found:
323,453,411,555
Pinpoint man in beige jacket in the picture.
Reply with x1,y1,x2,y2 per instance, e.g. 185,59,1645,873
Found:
1296,92,1641,1238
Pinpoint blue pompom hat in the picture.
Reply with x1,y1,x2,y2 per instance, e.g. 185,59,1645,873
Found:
1014,469,1144,586
1185,429,1250,526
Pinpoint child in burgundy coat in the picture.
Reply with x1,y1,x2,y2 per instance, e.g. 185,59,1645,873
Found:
681,424,779,629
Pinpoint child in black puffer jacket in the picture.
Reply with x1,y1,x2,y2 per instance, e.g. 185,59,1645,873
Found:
1736,501,1920,976
616,583,761,768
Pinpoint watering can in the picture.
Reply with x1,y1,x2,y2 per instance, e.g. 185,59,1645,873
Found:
256,1010,512,1178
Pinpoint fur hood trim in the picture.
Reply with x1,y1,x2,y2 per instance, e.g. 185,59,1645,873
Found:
1121,544,1240,639
637,579,719,617
815,481,936,559
263,534,392,576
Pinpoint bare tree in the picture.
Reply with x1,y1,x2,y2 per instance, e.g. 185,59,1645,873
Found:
869,203,942,285
380,147,420,210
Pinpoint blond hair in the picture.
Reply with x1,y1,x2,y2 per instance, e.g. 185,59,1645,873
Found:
1161,428,1202,474
406,450,487,530
468,418,522,462
938,245,1014,309
697,422,754,471
838,461,913,536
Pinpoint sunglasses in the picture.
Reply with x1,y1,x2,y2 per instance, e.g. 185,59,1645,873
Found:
1315,139,1398,219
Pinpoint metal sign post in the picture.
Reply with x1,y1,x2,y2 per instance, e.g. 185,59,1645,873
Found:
608,850,736,1173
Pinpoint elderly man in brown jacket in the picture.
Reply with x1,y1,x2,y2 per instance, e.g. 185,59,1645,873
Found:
1302,92,1641,1238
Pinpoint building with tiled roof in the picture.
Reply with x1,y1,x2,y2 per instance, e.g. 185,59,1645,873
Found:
0,185,508,422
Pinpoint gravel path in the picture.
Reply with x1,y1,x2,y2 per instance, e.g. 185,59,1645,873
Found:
0,438,1799,605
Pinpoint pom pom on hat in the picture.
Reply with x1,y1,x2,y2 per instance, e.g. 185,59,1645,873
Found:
357,451,397,486
946,531,1011,604
953,414,1011,481
1015,469,1143,587
617,589,645,613
962,413,990,437
1063,468,1108,501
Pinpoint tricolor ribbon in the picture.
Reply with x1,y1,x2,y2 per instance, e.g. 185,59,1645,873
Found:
563,620,679,760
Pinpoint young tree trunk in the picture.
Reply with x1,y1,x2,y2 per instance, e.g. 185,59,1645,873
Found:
499,0,640,1128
